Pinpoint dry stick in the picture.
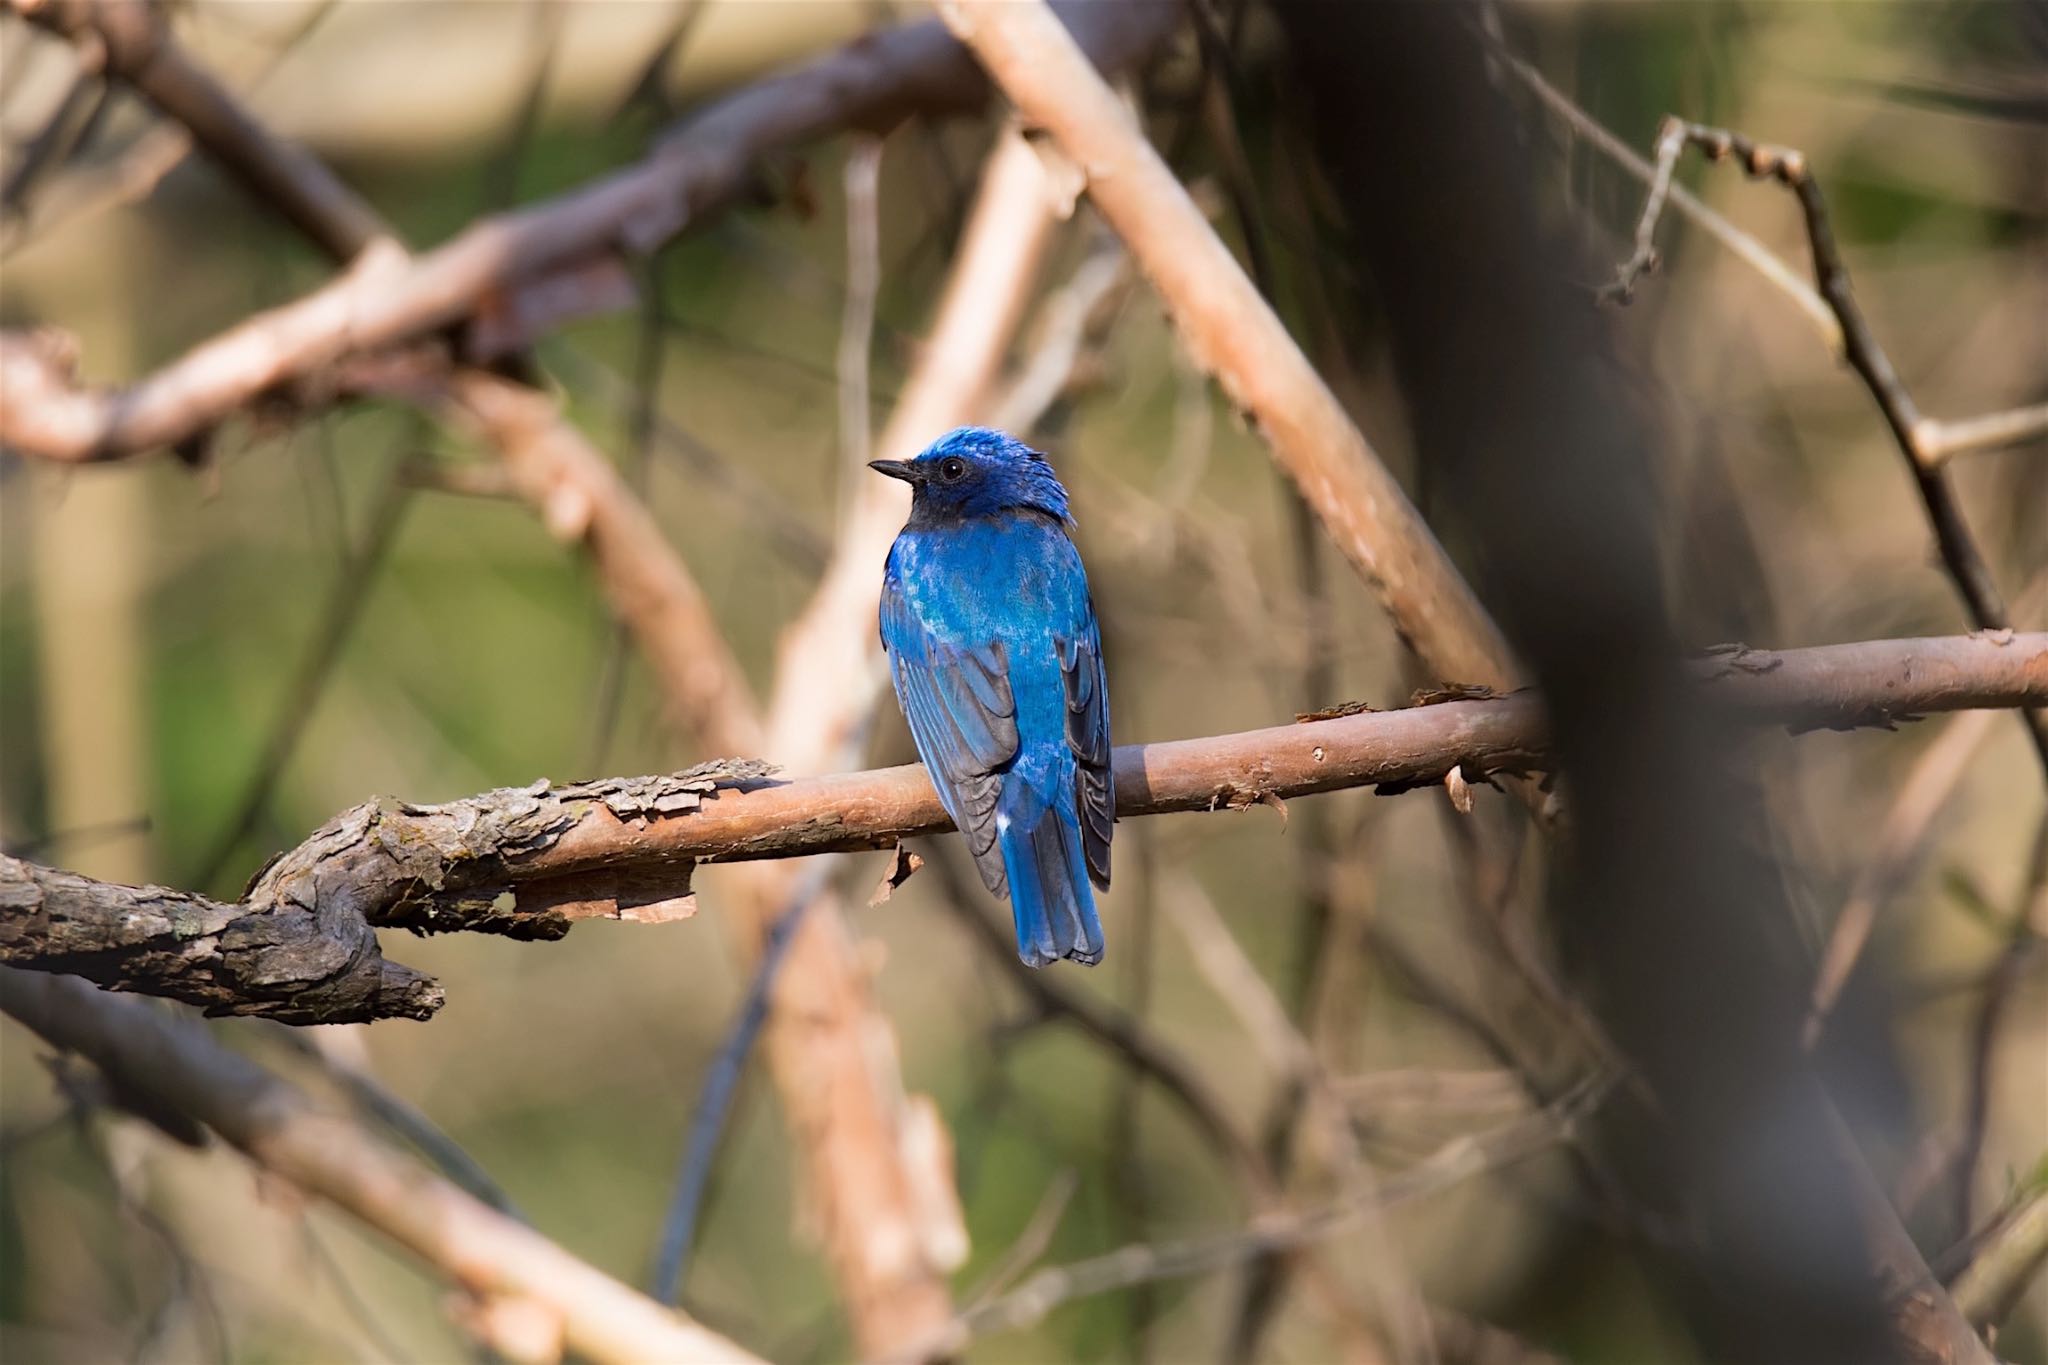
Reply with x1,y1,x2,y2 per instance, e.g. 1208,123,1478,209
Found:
937,0,1520,698
1606,117,2048,780
70,0,988,1324
1952,814,2048,1244
925,842,1267,1192
650,860,834,1306
7,633,2047,1023
0,968,763,1365
0,0,1176,461
264,1026,526,1221
1802,709,2000,1048
189,444,419,890
705,130,1062,1357
890,1076,1610,1363
1951,1170,2048,1330
1490,38,2048,468
1163,873,1430,1365
0,0,346,259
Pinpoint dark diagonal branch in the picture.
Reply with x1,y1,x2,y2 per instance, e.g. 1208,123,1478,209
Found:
2,633,2042,1025
0,0,1178,462
1605,117,2048,778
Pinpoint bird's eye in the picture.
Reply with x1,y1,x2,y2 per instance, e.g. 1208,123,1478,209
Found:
938,456,969,483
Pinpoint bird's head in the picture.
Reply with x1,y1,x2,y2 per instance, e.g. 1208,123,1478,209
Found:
869,426,1072,525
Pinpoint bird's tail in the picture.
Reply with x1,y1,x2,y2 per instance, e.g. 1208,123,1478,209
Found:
997,790,1104,969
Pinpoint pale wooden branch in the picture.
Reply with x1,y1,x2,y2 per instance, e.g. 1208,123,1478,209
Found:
0,7,1176,1350
708,127,1064,1358
938,0,1521,696
1951,1173,2048,1330
0,968,763,1365
5,634,2041,1025
0,0,1178,462
1803,709,2000,1048
15,0,385,259
1163,871,1430,1365
438,371,767,755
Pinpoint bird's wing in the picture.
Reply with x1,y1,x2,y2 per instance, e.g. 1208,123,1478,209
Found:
1059,621,1113,890
881,580,1019,896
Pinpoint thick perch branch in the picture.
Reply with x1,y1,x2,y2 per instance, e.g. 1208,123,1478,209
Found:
3,634,2040,1024
0,0,1176,461
0,968,763,1365
0,762,769,1023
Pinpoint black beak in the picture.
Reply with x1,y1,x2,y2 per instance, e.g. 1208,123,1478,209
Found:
868,459,922,484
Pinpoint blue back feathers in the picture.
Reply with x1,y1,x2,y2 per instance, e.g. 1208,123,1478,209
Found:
873,427,1112,968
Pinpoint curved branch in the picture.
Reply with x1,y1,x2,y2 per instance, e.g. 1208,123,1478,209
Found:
939,0,1520,695
0,0,1179,462
2,633,2040,1024
0,762,771,1023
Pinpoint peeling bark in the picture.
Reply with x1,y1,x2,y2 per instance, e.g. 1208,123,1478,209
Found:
0,761,774,1023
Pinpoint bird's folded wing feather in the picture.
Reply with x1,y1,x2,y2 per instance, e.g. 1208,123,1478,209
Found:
881,582,1019,895
1059,623,1113,889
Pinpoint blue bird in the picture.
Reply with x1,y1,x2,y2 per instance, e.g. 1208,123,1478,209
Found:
872,427,1112,968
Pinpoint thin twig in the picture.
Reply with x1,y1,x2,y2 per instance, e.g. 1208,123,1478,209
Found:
892,1077,1609,1362
1951,813,2048,1241
837,136,885,483
1950,1166,2048,1329
651,863,830,1305
1917,403,2048,465
1803,708,2001,1048
1163,872,1429,1365
1603,116,2048,778
925,843,1267,1188
958,1168,1081,1314
938,0,1523,697
0,0,1178,461
265,1026,525,1221
1478,37,1839,347
189,441,418,890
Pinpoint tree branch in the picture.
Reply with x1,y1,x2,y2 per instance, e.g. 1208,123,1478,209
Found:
0,762,767,1022
938,0,1521,696
4,634,2041,1024
0,0,1179,462
0,968,763,1365
1605,117,2048,778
